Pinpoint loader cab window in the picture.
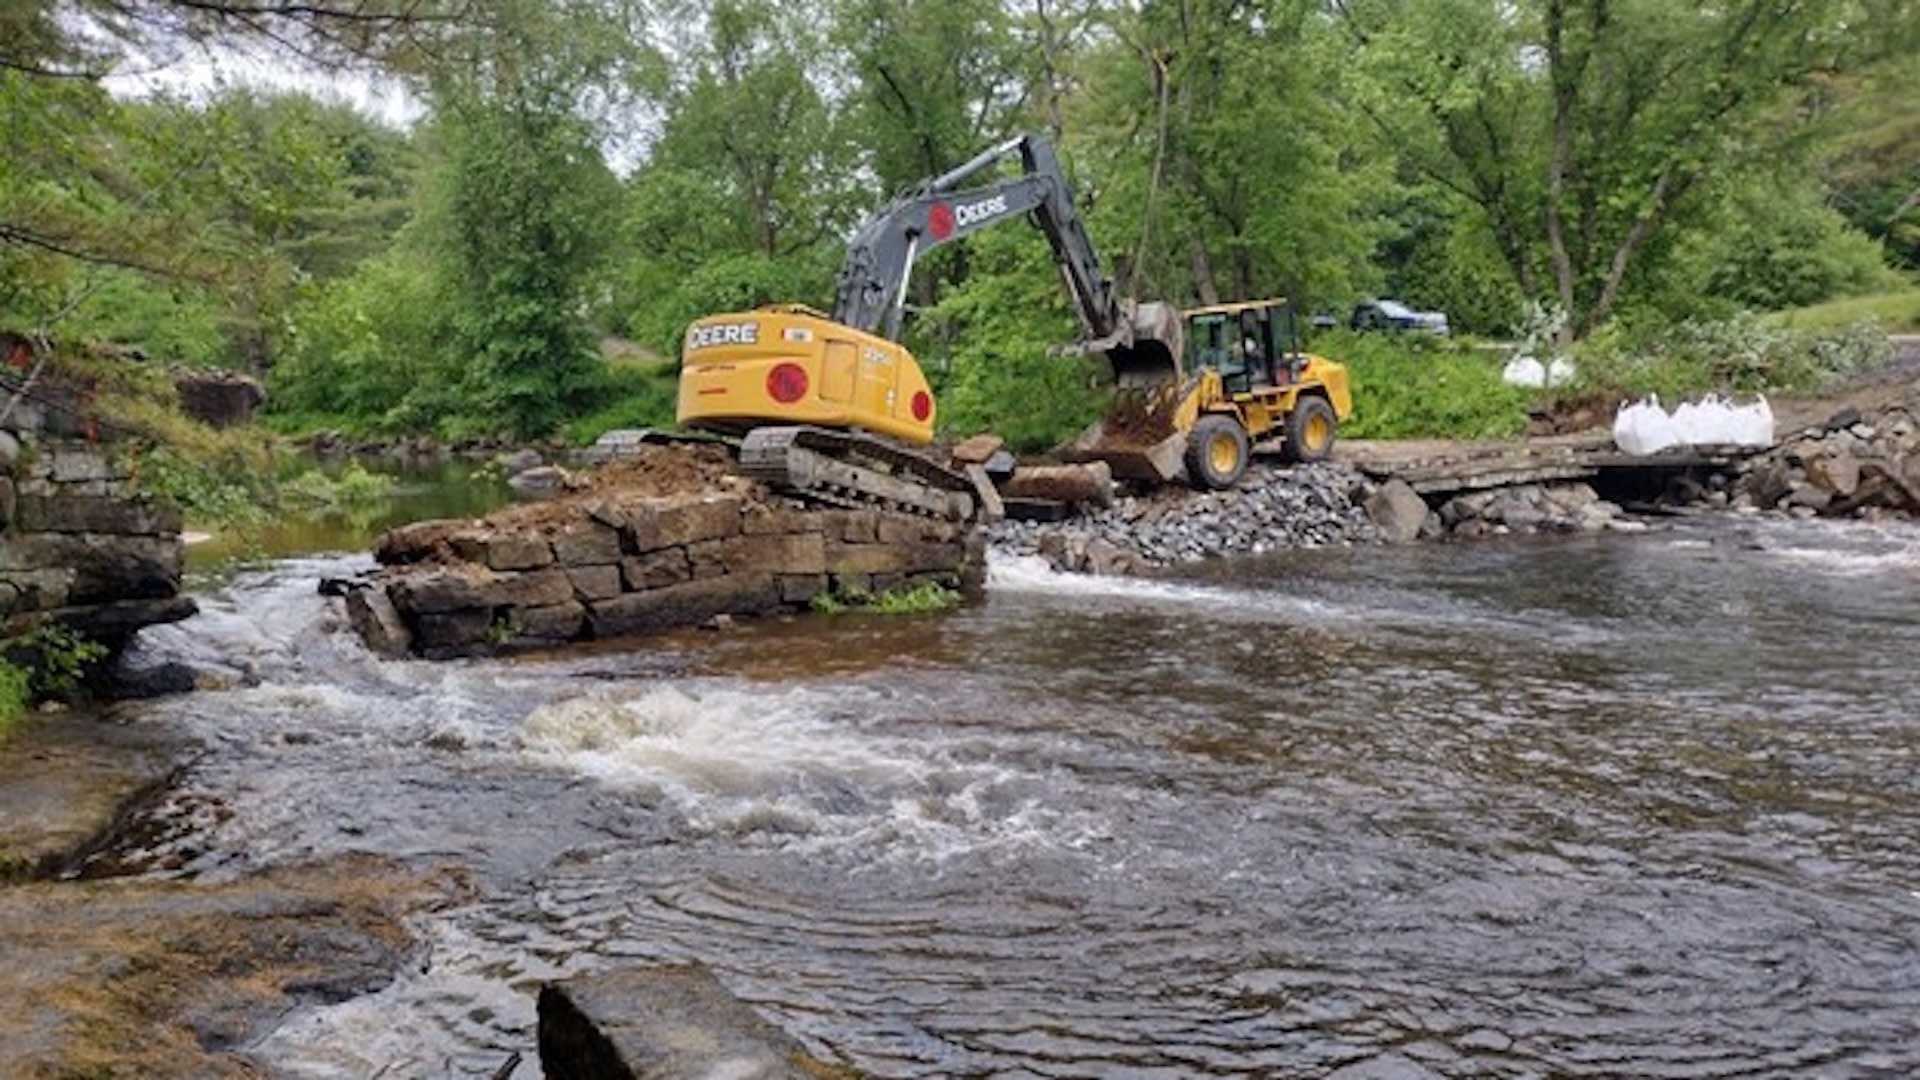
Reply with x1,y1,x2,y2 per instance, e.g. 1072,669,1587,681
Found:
1188,315,1231,376
1239,310,1276,388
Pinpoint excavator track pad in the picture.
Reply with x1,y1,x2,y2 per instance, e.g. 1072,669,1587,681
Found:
737,426,977,521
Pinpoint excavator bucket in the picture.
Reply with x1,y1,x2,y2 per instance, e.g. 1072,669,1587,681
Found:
1103,300,1184,388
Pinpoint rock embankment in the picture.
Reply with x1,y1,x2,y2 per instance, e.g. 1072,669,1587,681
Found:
1729,399,1920,518
988,459,1641,574
344,444,985,658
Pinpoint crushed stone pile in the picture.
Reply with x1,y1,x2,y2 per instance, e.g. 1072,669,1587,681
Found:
990,462,1383,574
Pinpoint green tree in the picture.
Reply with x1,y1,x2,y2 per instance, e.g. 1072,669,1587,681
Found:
1817,53,1920,271
271,243,458,432
1074,0,1383,309
422,0,639,438
609,0,852,353
2,1,445,374
1336,0,1918,340
834,0,1030,190
928,227,1106,450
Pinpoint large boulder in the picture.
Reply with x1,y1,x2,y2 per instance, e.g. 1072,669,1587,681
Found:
537,964,850,1080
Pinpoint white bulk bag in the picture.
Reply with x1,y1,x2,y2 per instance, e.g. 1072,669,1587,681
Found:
1503,355,1547,388
1731,395,1775,447
1613,395,1680,455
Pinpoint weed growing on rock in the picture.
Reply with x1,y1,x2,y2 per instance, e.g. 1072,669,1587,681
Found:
0,661,30,736
809,581,961,616
0,624,109,730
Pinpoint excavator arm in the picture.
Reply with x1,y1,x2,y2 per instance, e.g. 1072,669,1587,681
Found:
833,134,1121,342
830,134,1180,386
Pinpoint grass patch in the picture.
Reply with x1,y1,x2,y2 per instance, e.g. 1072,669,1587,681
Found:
0,661,31,739
1316,330,1535,440
1761,287,1920,334
809,580,963,616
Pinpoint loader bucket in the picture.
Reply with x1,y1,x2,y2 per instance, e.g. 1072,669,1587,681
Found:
1059,377,1195,485
1055,300,1191,485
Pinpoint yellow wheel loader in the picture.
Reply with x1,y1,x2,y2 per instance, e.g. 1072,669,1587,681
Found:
1064,299,1352,490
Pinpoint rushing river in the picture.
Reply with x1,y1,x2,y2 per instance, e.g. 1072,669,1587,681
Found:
120,514,1920,1078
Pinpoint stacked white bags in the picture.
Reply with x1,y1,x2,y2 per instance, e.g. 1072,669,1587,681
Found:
1612,394,1774,455
1502,355,1579,388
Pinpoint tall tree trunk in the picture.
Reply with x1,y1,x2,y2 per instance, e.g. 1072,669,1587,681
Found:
1189,240,1220,306
1034,0,1067,142
1582,169,1688,336
1542,0,1581,346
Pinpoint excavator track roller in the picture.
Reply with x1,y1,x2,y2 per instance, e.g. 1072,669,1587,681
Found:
738,426,976,521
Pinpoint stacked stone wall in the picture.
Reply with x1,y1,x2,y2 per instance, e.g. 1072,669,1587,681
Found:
350,494,986,659
0,433,194,650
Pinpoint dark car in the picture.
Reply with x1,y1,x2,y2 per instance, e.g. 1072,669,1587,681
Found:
1349,298,1450,336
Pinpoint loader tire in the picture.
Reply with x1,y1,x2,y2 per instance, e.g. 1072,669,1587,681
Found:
1186,414,1250,490
1283,395,1338,464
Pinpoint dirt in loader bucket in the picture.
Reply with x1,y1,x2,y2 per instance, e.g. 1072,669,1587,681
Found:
1059,309,1193,484
1096,376,1185,447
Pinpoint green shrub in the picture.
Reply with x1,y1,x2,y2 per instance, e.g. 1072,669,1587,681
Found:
869,581,963,614
1574,314,1893,399
0,625,110,731
276,460,399,510
135,444,272,529
26,624,108,698
560,363,682,445
1317,330,1534,440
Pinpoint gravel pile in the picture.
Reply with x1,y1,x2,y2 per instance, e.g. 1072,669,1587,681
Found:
989,462,1382,574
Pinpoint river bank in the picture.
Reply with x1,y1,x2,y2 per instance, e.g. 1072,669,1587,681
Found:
4,360,1917,1075
12,508,1914,1077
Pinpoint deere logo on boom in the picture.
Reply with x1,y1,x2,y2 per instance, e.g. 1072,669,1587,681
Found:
687,321,759,349
954,195,1009,227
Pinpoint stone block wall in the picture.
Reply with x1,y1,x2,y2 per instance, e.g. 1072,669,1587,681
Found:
0,432,196,651
350,493,987,659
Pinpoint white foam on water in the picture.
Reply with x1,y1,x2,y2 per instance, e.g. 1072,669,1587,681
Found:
987,552,1222,600
1756,542,1920,577
1738,519,1920,578
986,551,1349,623
515,681,1077,860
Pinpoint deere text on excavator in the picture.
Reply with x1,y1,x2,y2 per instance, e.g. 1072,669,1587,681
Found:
675,132,1350,516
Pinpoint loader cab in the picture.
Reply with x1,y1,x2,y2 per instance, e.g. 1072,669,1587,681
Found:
1184,301,1306,393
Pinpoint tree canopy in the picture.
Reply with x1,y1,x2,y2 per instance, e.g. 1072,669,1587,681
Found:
2,0,1914,443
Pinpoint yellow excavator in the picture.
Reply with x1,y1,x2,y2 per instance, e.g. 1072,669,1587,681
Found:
676,132,1349,513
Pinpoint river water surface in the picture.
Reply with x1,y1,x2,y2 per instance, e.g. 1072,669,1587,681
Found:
122,514,1920,1078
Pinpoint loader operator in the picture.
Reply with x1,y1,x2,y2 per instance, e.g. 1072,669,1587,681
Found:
1242,311,1278,387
